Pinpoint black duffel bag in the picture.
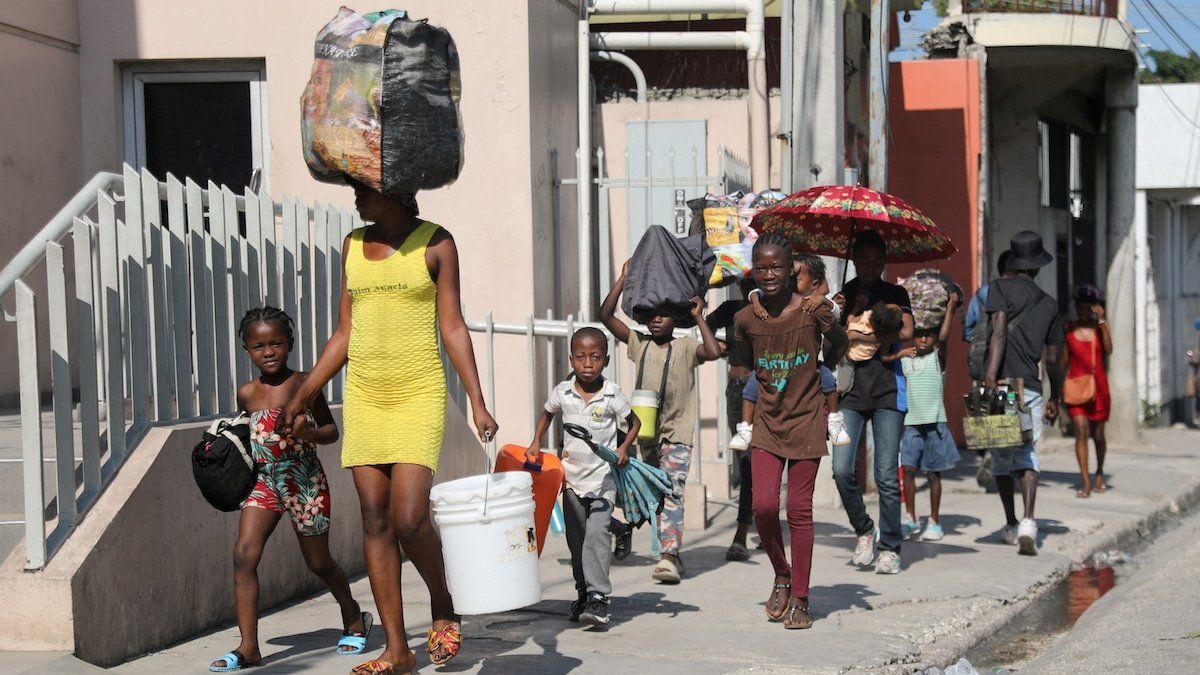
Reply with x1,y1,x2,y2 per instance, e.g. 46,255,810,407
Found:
192,413,256,512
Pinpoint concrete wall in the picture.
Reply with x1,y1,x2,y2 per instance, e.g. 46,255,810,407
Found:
887,59,981,441
0,0,84,402
1137,84,1200,190
1,1,579,423
0,399,483,666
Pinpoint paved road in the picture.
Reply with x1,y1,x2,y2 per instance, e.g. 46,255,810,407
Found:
5,428,1200,674
1026,496,1200,673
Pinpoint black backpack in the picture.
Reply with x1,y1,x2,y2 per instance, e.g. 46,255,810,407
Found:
192,413,256,512
967,287,1028,382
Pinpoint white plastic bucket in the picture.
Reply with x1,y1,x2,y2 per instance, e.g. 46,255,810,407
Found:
429,471,541,615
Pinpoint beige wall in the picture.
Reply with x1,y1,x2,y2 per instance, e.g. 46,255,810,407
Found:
0,0,84,402
597,94,782,495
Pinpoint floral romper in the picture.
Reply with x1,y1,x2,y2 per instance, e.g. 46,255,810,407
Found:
241,407,332,536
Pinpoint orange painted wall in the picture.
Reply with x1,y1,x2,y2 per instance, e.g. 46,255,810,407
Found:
887,59,981,442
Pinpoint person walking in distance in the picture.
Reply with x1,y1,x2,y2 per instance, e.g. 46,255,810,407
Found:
1063,285,1112,498
964,251,1013,488
831,230,915,575
983,231,1065,556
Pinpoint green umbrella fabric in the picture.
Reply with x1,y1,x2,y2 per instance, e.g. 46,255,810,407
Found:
563,423,678,528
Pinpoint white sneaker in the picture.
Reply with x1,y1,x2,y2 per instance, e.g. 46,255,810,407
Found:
827,412,851,446
1017,519,1038,556
852,531,876,566
920,522,944,541
875,551,901,574
1002,524,1019,546
729,422,753,452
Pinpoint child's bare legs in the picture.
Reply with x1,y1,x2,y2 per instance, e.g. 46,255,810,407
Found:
1072,416,1092,497
211,507,280,669
1092,422,1108,492
927,471,942,524
901,465,918,522
295,532,365,650
825,392,839,414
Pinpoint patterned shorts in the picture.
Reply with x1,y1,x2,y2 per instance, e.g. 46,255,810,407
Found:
243,453,332,537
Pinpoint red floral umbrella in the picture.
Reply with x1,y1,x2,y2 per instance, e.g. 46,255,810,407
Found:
750,185,956,263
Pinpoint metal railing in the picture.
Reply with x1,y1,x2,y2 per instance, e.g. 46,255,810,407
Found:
963,0,1118,17
1,166,358,569
459,312,731,486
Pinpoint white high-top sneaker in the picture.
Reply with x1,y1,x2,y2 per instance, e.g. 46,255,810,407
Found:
827,412,851,446
729,422,753,451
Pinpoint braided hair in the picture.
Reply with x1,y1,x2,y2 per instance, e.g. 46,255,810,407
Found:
752,232,795,262
239,306,295,347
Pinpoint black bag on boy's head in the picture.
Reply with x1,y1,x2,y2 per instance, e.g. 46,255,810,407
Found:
192,413,255,512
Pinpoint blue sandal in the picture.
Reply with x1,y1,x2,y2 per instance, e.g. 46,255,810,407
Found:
209,649,257,672
336,611,374,655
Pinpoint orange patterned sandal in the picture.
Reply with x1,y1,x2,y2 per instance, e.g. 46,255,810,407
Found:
350,659,395,674
426,621,462,665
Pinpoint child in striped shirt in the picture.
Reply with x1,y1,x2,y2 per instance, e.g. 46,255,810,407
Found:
898,292,961,541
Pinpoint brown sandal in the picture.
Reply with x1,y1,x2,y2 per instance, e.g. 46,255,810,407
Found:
766,582,791,621
427,621,462,665
783,598,813,630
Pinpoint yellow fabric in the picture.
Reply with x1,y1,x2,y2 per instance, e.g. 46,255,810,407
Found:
342,221,446,470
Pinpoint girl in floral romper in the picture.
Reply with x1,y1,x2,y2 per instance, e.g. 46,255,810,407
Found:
209,308,369,672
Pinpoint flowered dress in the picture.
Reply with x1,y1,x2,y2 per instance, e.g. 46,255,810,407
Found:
241,407,332,536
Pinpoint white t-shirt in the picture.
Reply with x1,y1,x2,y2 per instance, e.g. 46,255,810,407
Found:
545,378,632,497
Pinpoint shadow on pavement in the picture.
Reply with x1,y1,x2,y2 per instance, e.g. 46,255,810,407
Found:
807,583,881,617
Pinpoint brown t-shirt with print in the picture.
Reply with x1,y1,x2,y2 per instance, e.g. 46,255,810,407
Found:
734,302,837,460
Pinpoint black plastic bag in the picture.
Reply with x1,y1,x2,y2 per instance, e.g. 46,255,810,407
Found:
622,225,715,328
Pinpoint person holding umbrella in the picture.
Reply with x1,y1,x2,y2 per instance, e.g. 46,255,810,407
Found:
831,230,913,574
751,185,956,576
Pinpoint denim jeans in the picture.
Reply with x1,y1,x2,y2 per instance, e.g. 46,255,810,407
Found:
833,408,904,553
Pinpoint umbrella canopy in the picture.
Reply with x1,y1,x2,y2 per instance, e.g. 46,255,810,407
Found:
562,423,677,529
750,185,956,263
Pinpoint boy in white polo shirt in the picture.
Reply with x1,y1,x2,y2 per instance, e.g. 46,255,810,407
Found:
527,327,640,627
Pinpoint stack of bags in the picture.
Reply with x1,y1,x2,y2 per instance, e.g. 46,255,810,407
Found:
301,8,464,195
899,269,962,330
688,190,787,287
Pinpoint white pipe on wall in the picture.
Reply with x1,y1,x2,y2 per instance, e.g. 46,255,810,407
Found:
578,19,594,319
591,31,748,50
589,0,769,188
591,50,648,103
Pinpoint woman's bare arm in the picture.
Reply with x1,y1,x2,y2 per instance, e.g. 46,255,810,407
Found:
283,236,353,432
430,230,499,442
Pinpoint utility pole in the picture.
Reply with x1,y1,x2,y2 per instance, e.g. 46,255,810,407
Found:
867,0,889,192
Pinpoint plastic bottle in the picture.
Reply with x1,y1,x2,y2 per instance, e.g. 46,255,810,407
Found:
1005,392,1018,415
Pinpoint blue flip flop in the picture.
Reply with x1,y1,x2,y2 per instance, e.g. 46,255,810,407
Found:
336,611,374,656
209,649,256,672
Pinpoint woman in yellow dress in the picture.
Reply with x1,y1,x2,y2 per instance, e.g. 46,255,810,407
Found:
284,183,498,675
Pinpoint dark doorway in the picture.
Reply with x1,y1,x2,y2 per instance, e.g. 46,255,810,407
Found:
142,81,253,189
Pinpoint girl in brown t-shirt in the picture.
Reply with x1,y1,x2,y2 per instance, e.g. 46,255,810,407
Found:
734,236,847,630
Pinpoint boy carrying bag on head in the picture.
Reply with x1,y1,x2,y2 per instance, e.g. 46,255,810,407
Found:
601,262,722,584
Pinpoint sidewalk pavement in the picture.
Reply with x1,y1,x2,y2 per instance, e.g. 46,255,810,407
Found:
5,428,1200,674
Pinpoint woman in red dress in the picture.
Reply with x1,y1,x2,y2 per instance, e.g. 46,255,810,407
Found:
1063,285,1112,498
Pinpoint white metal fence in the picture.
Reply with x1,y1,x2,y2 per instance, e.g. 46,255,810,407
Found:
460,312,732,487
1,166,359,570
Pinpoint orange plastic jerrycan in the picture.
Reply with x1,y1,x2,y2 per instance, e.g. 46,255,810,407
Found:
494,444,563,556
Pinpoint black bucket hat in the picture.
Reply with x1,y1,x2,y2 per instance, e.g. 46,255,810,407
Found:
1006,230,1053,270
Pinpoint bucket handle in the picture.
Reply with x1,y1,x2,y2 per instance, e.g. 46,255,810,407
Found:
483,432,496,519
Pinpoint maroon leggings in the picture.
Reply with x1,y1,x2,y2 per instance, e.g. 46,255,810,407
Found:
751,449,820,599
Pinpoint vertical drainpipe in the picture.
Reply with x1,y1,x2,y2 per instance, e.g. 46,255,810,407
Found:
780,0,794,192
747,3,770,189
578,16,594,320
867,0,890,192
